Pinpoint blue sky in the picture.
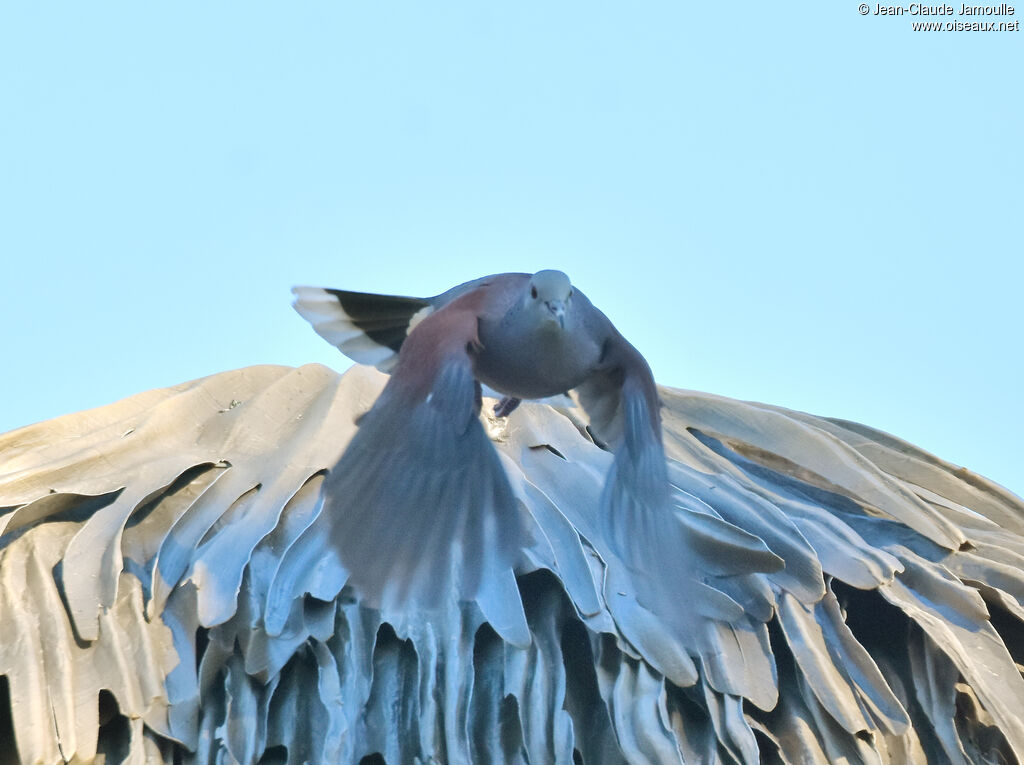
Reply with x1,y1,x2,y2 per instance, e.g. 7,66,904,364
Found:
1,3,1020,497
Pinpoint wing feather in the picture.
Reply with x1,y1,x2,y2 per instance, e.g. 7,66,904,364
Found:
575,330,784,681
320,290,527,619
292,286,433,371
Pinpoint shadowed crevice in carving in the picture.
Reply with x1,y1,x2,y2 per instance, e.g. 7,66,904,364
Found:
96,690,130,765
125,464,222,530
0,490,122,553
0,676,14,765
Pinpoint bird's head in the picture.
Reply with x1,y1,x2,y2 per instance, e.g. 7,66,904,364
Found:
526,270,573,329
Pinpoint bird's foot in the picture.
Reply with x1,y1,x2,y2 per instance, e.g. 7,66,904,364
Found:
493,397,521,418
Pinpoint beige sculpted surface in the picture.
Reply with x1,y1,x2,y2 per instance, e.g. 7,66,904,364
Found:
0,361,1021,763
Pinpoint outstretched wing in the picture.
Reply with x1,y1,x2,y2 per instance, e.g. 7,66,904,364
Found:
321,287,527,614
292,276,505,374
575,330,785,638
573,331,669,555
292,286,434,372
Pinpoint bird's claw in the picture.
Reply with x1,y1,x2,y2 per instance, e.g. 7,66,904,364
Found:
493,397,521,418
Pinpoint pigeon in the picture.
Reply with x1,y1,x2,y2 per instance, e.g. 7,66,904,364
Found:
293,270,677,611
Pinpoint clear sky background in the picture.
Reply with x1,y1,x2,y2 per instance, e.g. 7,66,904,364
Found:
1,3,1020,498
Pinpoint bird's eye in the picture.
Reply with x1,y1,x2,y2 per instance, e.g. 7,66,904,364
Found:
531,287,538,299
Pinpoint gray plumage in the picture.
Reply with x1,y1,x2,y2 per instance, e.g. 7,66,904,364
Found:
293,270,688,621
293,270,629,405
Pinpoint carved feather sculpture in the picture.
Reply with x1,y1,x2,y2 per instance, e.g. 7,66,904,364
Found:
0,271,1021,763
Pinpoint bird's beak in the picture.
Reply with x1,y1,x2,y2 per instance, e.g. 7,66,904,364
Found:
546,300,566,328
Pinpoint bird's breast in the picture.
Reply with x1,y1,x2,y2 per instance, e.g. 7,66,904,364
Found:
473,319,600,400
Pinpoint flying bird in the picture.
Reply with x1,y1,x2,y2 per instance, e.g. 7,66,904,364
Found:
292,270,693,614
